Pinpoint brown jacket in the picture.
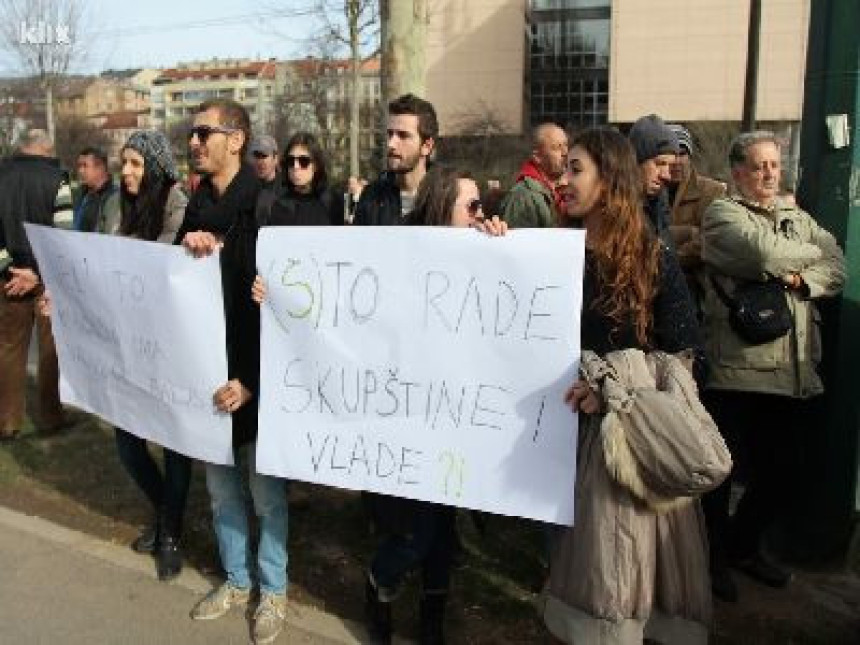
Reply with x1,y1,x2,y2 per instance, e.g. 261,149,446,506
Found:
669,168,726,270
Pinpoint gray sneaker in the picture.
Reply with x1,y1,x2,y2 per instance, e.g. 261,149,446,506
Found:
190,582,251,621
252,592,287,644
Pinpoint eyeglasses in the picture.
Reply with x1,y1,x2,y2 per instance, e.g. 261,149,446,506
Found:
188,125,237,143
252,151,272,159
285,154,312,169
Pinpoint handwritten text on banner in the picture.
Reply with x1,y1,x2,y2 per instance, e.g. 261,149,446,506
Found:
25,224,233,465
256,227,585,525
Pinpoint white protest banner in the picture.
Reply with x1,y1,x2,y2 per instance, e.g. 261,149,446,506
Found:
257,227,584,525
25,224,233,465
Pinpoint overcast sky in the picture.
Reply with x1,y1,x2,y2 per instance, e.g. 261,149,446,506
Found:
1,0,334,75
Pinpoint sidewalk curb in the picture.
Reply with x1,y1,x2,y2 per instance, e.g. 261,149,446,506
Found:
0,505,409,644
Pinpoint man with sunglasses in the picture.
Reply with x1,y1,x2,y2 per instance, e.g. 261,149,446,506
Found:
177,99,290,645
249,135,281,190
354,93,438,226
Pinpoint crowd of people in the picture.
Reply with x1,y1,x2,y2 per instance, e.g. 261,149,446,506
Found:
0,90,847,645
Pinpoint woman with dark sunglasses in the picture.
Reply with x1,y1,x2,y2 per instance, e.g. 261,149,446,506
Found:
257,131,344,227
363,166,506,645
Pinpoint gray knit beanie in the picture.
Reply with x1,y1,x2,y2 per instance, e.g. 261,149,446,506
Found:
123,130,179,183
668,123,694,155
628,114,680,164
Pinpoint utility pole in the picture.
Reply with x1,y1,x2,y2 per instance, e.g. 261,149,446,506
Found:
741,0,761,131
380,0,429,103
793,0,860,562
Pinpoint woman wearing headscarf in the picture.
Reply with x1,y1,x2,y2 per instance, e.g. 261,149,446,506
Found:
112,130,190,580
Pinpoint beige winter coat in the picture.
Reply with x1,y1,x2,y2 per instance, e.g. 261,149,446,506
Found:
544,349,731,645
701,196,846,398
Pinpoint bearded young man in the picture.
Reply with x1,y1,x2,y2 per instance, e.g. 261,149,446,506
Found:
353,93,438,226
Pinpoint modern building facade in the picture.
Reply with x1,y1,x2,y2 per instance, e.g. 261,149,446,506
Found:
609,0,809,123
527,0,809,128
427,0,529,136
528,0,610,129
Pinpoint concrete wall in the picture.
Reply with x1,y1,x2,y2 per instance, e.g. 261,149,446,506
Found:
610,0,809,122
427,0,527,135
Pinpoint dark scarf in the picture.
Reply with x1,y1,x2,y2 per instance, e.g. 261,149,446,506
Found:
174,163,262,448
176,163,259,242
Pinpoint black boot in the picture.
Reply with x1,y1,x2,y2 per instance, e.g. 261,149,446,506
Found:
365,575,392,644
156,535,183,581
419,592,447,645
131,516,159,554
156,514,183,581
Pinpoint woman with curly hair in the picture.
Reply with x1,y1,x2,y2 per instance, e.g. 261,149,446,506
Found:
544,126,704,644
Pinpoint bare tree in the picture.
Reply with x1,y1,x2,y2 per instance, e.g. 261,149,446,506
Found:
0,0,88,142
314,0,380,178
166,115,194,173
53,114,109,171
440,102,528,186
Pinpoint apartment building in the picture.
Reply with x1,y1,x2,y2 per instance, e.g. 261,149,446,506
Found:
151,59,278,131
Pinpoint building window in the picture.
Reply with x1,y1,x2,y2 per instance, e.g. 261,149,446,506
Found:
529,0,610,128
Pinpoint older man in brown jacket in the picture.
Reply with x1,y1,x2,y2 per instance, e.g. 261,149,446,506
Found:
667,125,726,309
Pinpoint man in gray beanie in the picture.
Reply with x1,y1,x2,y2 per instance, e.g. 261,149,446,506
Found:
666,124,726,311
628,114,679,247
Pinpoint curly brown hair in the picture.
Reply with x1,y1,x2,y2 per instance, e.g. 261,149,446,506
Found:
573,126,661,346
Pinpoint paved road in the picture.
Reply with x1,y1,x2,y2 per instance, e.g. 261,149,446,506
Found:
0,507,379,645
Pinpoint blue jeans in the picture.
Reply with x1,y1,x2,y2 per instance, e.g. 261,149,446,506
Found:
204,443,288,594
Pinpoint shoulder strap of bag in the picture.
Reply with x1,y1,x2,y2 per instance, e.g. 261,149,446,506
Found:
709,274,737,308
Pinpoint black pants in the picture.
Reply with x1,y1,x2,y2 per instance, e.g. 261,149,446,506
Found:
114,428,193,537
701,389,814,566
371,501,457,595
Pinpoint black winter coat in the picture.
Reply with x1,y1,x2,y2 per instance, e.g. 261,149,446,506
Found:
0,153,65,270
175,164,261,448
353,172,404,226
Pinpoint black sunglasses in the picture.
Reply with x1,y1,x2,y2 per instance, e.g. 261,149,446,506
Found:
285,154,312,169
188,125,237,143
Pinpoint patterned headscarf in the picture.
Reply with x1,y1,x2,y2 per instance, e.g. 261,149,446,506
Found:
122,130,178,183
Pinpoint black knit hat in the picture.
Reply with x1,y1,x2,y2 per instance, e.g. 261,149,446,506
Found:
628,114,680,164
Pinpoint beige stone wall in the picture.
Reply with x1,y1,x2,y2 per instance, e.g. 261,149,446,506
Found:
427,0,527,135
610,0,809,122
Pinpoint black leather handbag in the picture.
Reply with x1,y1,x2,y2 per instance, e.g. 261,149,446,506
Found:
710,276,792,345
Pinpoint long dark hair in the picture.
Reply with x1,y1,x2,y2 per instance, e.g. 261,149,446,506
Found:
408,166,469,227
572,126,661,346
282,131,329,195
119,151,174,241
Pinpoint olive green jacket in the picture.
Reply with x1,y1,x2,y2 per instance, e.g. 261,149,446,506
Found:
501,177,556,229
701,196,846,398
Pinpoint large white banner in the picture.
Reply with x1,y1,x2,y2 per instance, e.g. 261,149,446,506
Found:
25,224,233,465
257,227,585,525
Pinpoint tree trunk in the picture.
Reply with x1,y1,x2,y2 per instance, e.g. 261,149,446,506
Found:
45,81,55,143
381,0,429,102
349,0,361,178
